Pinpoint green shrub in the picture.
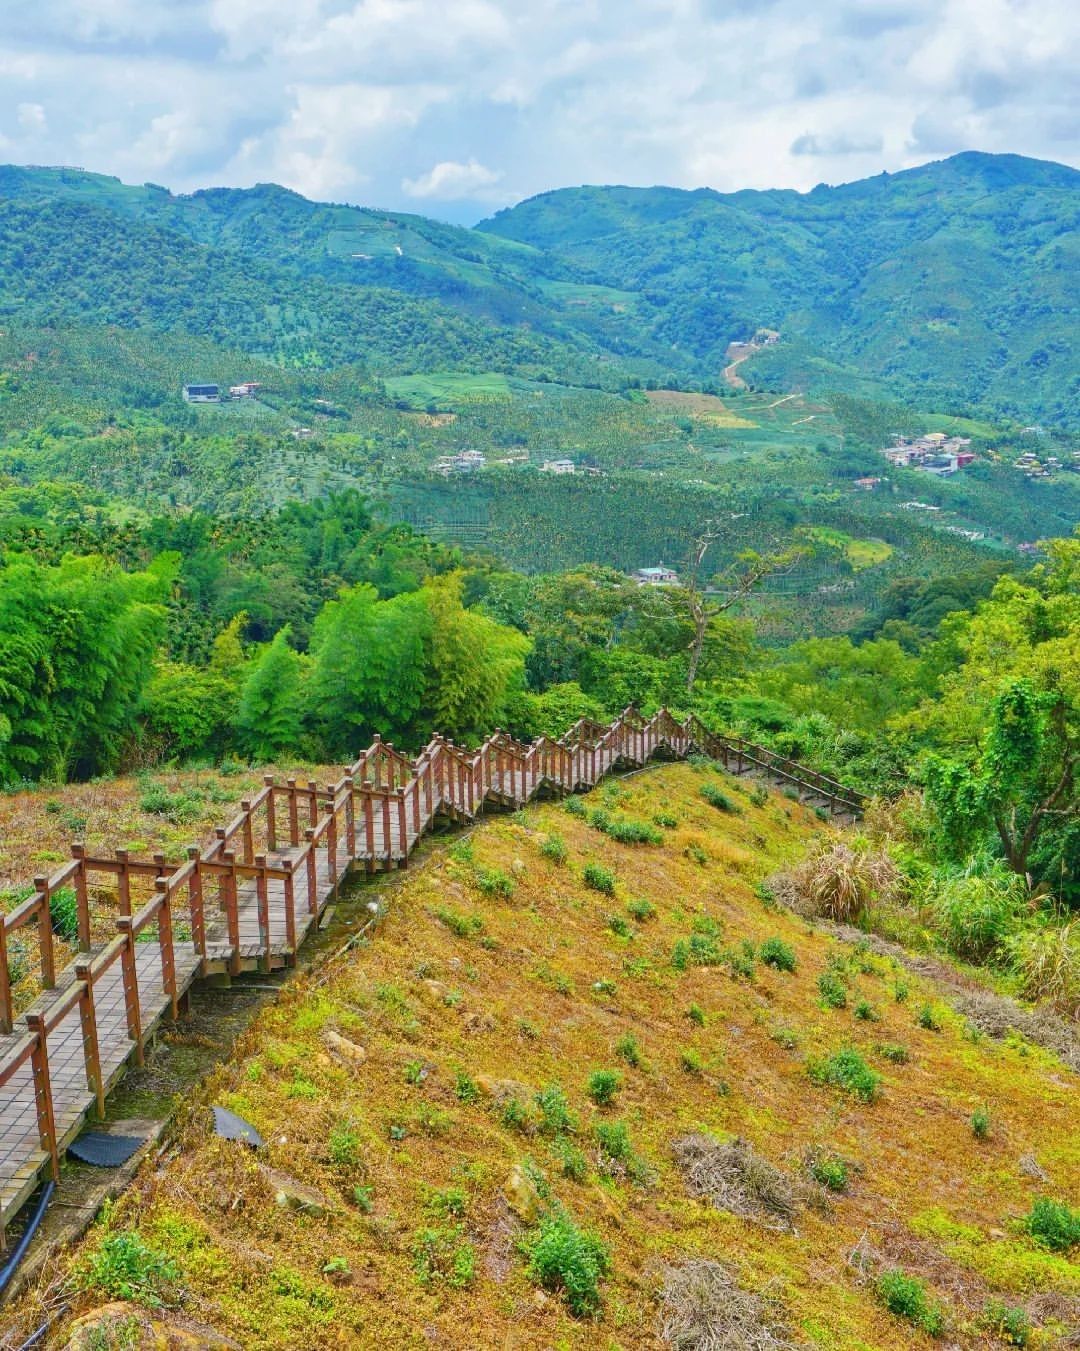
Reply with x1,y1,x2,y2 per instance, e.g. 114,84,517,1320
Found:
917,1004,942,1032
626,897,656,922
540,833,568,864
536,1083,578,1136
894,978,910,1003
424,1185,467,1220
592,978,617,997
875,1269,945,1335
501,1098,529,1132
79,1231,179,1307
594,1120,632,1163
984,1301,1031,1346
818,969,848,1009
1025,1197,1080,1252
770,1026,799,1051
413,1226,476,1288
582,864,616,896
809,1154,849,1192
759,937,796,972
434,907,484,939
615,1034,642,1068
552,1137,589,1182
680,1049,704,1074
607,914,632,938
971,1105,991,1140
701,783,739,813
653,812,678,829
586,1069,621,1107
327,1122,362,1167
564,795,587,817
808,1049,881,1102
454,1071,480,1105
877,1042,909,1064
448,838,474,864
929,861,1027,962
853,1000,879,1022
352,1184,374,1212
749,784,769,808
725,942,756,981
49,886,80,943
476,866,514,899
522,1213,611,1317
606,817,663,845
685,1003,706,1026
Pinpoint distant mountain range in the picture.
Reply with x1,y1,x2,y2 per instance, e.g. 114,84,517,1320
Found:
0,152,1076,422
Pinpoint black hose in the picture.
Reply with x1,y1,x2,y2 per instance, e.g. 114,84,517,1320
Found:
0,1180,55,1299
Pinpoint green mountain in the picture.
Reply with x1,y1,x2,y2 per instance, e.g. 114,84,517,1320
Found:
479,152,1080,424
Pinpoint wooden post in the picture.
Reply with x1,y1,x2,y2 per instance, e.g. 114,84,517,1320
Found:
155,879,178,1020
396,787,408,858
115,848,131,917
304,830,318,914
325,800,338,890
381,790,392,868
74,964,106,1118
283,866,297,955
308,781,319,829
185,847,206,971
115,918,144,1065
344,777,356,860
264,777,277,852
240,802,254,863
221,850,241,976
361,783,375,870
25,1016,60,1180
33,876,56,990
411,773,421,836
287,779,300,847
0,920,10,1034
70,844,91,952
254,856,270,972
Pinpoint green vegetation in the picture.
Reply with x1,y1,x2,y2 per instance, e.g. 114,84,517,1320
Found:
78,1230,179,1308
521,1213,612,1318
1025,1198,1080,1253
586,1069,621,1107
808,1049,881,1103
875,1269,945,1336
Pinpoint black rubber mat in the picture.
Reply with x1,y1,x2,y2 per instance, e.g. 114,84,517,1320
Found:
212,1106,265,1147
68,1132,144,1167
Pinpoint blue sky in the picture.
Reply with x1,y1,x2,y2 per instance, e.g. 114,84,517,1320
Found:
1,0,1076,221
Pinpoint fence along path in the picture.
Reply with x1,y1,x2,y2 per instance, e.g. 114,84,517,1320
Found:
0,707,863,1242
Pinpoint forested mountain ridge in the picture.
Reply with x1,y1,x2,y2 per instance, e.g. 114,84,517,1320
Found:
1,153,1078,421
480,152,1080,423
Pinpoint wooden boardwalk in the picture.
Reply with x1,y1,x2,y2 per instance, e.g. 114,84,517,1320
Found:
0,708,863,1241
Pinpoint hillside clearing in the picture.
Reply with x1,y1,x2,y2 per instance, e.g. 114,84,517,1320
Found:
9,763,1078,1349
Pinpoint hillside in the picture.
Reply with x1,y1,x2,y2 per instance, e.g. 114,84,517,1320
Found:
480,152,1080,425
10,762,1078,1349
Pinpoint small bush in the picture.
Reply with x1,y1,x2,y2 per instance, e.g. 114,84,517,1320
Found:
1007,920,1080,1017
79,1231,179,1307
352,1184,374,1212
917,1003,942,1032
653,811,678,829
448,838,474,864
536,1083,578,1137
985,1300,1032,1346
685,1003,706,1026
563,794,587,817
701,783,739,813
522,1213,611,1318
875,1269,945,1336
540,833,568,864
877,1042,909,1064
594,1119,633,1164
680,1049,704,1074
808,1049,881,1103
894,979,910,1004
454,1071,480,1105
725,942,756,981
587,1069,621,1107
476,866,514,899
808,1153,849,1192
930,862,1027,962
1025,1197,1080,1252
501,1098,529,1132
971,1105,991,1140
771,1026,799,1051
776,841,899,923
552,1137,589,1181
597,815,663,845
818,969,848,1009
607,914,632,938
413,1226,476,1289
327,1122,362,1168
582,863,616,896
49,886,80,943
626,897,656,922
759,937,796,972
434,906,484,939
615,1034,642,1068
853,999,879,1022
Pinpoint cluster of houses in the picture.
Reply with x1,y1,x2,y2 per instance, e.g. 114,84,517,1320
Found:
880,432,976,477
182,381,261,404
434,449,488,475
1013,449,1080,479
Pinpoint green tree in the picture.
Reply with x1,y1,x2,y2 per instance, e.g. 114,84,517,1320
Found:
234,627,307,761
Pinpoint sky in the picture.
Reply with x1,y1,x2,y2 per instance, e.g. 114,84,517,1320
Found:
1,0,1077,222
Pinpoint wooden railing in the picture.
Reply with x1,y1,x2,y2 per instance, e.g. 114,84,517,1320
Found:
0,707,863,1236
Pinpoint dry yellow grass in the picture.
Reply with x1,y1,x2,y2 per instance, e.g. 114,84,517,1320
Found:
10,764,1079,1349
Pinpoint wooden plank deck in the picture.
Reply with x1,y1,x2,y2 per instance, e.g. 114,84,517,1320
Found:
0,708,864,1242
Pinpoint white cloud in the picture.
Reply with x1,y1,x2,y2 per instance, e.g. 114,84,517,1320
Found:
0,0,1076,216
17,102,47,131
402,157,504,199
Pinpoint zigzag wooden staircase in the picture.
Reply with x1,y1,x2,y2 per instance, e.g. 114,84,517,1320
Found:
0,708,863,1244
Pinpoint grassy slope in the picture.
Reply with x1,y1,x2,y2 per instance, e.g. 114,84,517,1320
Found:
19,764,1079,1348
